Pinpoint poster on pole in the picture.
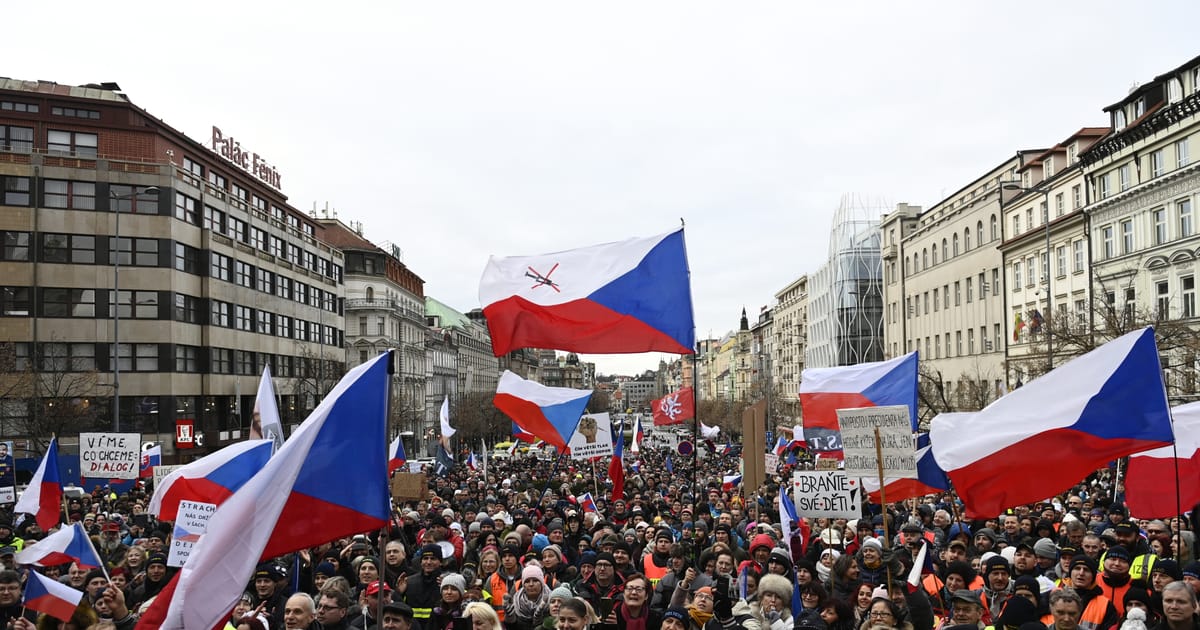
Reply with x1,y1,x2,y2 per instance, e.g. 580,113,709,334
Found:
167,500,216,567
567,413,614,460
79,433,141,479
152,465,183,490
836,406,917,478
764,452,780,473
0,441,13,503
793,470,861,519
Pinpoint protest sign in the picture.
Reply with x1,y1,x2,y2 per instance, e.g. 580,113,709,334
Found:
567,413,614,460
0,441,13,503
764,452,780,472
391,472,428,500
167,500,216,567
79,433,140,479
793,470,861,519
836,406,917,478
152,465,183,490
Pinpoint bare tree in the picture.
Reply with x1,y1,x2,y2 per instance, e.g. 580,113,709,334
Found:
290,345,346,415
5,341,104,448
917,360,1003,428
453,391,508,443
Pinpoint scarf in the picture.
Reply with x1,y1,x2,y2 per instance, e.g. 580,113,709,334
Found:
817,551,840,583
689,607,714,627
513,585,550,621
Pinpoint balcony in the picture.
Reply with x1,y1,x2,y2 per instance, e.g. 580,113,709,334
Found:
345,298,425,321
882,244,898,260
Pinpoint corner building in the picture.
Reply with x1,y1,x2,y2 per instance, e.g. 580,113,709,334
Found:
0,79,344,454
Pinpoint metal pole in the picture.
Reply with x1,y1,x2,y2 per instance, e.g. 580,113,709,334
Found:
112,192,121,432
1045,190,1053,373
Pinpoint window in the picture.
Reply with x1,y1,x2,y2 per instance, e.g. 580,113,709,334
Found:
40,288,95,318
2,232,30,261
1013,214,1021,235
1185,276,1196,318
1119,165,1132,192
931,245,938,265
954,281,961,306
277,315,292,339
183,157,204,179
1177,139,1190,168
174,243,200,274
966,278,973,303
168,293,198,324
934,336,941,359
43,180,96,209
208,170,227,191
1102,226,1115,259
993,268,1000,296
1169,78,1184,102
257,310,274,335
287,244,301,265
1099,174,1111,199
922,249,928,269
994,324,1001,351
964,228,971,251
956,331,963,356
235,261,253,288
203,206,224,232
51,106,99,120
1114,110,1127,129
1153,208,1167,244
1073,240,1084,272
210,348,232,374
0,125,33,152
1013,262,1022,290
968,328,976,354
269,236,284,259
210,252,231,281
110,290,158,319
1158,281,1170,317
1044,157,1055,178
1181,199,1194,238
230,182,248,201
256,268,273,293
1121,219,1134,252
304,251,316,271
109,185,157,214
250,227,267,251
1042,252,1049,283
252,195,267,212
932,289,939,312
1055,193,1064,217
295,282,308,305
1,176,31,206
1056,246,1066,278
235,350,255,375
1,287,30,316
1152,149,1166,178
990,215,998,241
47,130,97,157
1124,288,1137,323
1026,258,1036,286
226,216,247,243
276,276,292,300
1027,208,1034,230
40,343,95,371
176,345,199,372
944,285,949,309
1073,185,1082,209
210,300,230,327
41,233,95,264
377,316,386,335
977,221,984,243
235,305,253,331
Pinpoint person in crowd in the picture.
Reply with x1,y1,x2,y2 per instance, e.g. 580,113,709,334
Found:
431,572,469,630
505,564,551,630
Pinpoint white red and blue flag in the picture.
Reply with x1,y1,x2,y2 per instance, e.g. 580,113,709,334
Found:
13,437,61,531
139,444,161,479
388,436,407,474
1127,401,1200,518
479,230,696,356
578,492,599,513
722,474,742,491
865,431,949,503
932,328,1173,517
494,370,592,450
466,452,479,472
15,522,103,568
800,352,918,452
23,570,82,622
148,440,273,522
608,420,625,501
138,352,392,630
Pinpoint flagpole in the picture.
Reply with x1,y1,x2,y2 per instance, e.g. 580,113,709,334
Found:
379,349,396,626
691,351,700,520
538,450,565,507
874,427,894,594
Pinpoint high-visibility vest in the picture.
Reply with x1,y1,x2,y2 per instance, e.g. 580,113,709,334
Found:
487,571,514,622
1098,579,1130,616
1078,595,1112,630
1129,554,1157,583
644,560,669,587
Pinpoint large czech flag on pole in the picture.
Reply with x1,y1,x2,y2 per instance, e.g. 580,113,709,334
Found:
931,328,1173,517
23,570,82,623
494,370,593,451
14,437,61,531
478,230,696,356
864,431,949,503
1126,401,1200,518
799,352,918,452
147,440,273,521
139,352,392,630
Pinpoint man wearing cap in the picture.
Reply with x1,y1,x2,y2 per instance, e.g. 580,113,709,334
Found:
128,553,172,612
946,589,985,630
651,543,712,616
1012,541,1041,579
980,556,1014,622
1099,545,1135,615
0,522,23,554
350,580,391,629
640,529,674,588
1066,555,1119,630
97,521,128,569
974,528,999,554
1183,561,1200,597
400,544,443,629
245,562,288,629
380,601,416,630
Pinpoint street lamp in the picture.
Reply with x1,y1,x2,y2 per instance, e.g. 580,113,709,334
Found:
110,185,159,431
1002,182,1053,373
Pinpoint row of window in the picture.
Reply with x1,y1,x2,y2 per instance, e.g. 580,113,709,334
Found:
904,216,1001,277
1097,199,1194,259
908,325,1004,358
181,157,315,238
0,286,342,347
9,341,339,379
897,268,1002,322
1011,185,1085,237
1009,240,1088,290
1096,140,1190,200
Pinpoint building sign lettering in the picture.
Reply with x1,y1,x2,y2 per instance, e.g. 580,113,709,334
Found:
210,126,282,190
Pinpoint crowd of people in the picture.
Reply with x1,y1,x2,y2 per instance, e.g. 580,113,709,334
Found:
0,442,1198,630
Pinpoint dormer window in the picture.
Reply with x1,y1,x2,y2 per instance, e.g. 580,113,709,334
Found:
1044,157,1055,178
1169,77,1184,103
1114,109,1127,129
1134,99,1145,119
1022,171,1031,188
1068,143,1078,163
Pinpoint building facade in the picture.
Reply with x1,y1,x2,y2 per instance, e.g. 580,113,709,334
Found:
0,79,343,456
805,196,885,369
771,274,808,408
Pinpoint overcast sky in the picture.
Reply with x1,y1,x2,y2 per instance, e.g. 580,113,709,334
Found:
10,2,1200,376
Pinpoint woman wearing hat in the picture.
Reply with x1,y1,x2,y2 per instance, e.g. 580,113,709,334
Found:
668,567,757,629
752,573,796,630
431,572,471,630
505,564,552,630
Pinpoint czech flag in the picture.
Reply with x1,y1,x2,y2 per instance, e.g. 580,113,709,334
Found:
864,431,950,503
506,442,520,457
799,352,918,452
512,423,538,443
773,436,789,457
652,387,695,426
722,439,733,456
608,421,625,502
578,492,599,513
15,522,103,568
932,328,1173,517
388,436,407,474
23,570,82,623
13,436,62,531
138,353,392,630
466,452,479,472
147,440,273,522
1126,401,1200,518
478,229,695,356
631,416,644,453
493,370,593,450
140,444,161,479
722,474,742,491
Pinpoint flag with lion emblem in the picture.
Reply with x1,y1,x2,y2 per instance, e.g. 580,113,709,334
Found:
652,387,695,426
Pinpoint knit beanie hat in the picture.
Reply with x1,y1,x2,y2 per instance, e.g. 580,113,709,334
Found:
314,562,336,577
549,585,574,601
440,573,466,594
521,564,544,583
861,537,883,552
